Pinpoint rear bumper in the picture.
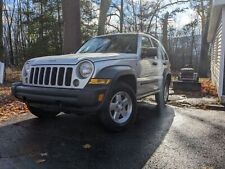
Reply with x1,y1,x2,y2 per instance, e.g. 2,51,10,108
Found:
11,82,108,113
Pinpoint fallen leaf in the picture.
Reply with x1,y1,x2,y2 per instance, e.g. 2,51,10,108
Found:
83,144,92,149
36,159,46,164
40,153,48,157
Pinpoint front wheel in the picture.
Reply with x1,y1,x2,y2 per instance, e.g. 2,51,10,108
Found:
99,82,137,131
155,80,170,107
27,105,60,119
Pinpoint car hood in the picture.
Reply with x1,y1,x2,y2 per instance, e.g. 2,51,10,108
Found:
28,53,137,66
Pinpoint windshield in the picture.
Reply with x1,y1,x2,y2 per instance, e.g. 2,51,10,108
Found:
77,34,138,54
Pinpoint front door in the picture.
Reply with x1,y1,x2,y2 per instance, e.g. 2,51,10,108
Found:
137,36,160,96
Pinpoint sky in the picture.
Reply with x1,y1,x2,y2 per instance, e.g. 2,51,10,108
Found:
173,9,198,29
109,0,197,30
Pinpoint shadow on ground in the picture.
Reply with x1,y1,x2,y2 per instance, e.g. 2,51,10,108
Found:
0,103,174,169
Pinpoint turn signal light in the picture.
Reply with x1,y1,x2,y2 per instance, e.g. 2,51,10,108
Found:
89,79,111,85
98,94,105,102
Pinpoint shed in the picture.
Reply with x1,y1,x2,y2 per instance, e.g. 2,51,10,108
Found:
208,0,225,104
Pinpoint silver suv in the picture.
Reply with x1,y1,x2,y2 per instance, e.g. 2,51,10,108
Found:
12,33,171,131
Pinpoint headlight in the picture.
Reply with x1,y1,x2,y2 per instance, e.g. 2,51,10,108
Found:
193,73,198,79
78,61,94,78
22,62,31,77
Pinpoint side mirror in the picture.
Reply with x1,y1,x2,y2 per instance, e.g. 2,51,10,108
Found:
142,47,158,59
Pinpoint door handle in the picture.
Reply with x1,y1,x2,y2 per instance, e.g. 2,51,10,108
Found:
152,61,158,66
163,62,167,65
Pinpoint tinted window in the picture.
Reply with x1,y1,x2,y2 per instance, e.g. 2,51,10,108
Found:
151,38,159,48
158,43,169,60
152,39,169,60
141,36,152,48
77,35,138,54
141,36,158,59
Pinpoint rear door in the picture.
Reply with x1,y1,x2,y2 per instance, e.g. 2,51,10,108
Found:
152,38,170,84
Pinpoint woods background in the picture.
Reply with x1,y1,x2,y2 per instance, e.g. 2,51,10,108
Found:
0,0,211,76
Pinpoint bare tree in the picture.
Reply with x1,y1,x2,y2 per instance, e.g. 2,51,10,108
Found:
120,0,124,33
4,0,16,65
0,0,3,62
162,12,169,52
98,0,112,35
191,0,212,77
62,0,81,54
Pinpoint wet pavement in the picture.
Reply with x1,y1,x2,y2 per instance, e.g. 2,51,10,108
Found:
0,103,225,169
0,103,174,169
143,107,225,169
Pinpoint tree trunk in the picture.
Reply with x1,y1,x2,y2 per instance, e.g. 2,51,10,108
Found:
120,0,124,33
39,1,44,40
62,0,81,54
199,22,210,77
199,1,211,77
189,28,195,66
162,12,169,52
139,0,143,32
57,0,63,53
0,0,3,62
131,0,137,31
98,0,112,35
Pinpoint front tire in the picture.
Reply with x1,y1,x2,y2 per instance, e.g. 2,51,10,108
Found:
99,82,137,131
27,105,59,119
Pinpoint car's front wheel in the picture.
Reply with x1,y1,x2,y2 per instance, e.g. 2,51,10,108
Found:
99,82,137,131
27,105,59,119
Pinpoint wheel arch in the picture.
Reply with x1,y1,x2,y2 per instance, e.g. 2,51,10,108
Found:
163,70,172,86
95,66,137,93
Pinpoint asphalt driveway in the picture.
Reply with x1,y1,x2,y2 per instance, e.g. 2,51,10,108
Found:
0,102,225,169
0,103,174,169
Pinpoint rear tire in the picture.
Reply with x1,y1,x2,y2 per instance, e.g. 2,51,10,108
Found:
27,105,59,119
99,82,137,131
155,79,169,108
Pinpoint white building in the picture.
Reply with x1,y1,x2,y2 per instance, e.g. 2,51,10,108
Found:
208,0,225,104
0,62,4,84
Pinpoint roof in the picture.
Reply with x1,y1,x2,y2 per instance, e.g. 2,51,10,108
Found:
96,32,156,39
181,68,194,71
208,0,225,42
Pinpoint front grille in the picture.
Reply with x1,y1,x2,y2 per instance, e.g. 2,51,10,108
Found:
28,66,73,87
181,72,194,79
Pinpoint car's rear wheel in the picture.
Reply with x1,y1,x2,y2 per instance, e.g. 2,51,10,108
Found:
99,82,137,131
27,105,59,119
155,79,170,107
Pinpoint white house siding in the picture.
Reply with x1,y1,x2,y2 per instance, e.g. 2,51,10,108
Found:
211,16,223,95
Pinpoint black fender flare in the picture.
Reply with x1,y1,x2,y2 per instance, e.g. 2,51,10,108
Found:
163,69,172,85
95,66,137,92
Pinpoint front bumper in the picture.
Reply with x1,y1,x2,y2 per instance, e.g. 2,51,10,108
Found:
11,82,108,113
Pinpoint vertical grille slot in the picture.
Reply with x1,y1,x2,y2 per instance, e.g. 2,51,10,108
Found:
34,68,40,84
65,68,73,86
29,68,34,84
51,67,58,85
58,68,65,86
45,67,51,85
39,68,45,85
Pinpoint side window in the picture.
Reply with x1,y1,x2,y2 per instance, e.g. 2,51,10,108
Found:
141,36,152,49
152,39,167,60
151,38,158,48
141,36,157,59
159,43,169,60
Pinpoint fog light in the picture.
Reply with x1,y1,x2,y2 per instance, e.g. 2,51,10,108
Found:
98,94,105,102
73,79,80,87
